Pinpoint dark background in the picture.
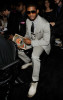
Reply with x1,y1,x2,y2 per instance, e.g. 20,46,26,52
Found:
0,0,55,12
0,0,40,10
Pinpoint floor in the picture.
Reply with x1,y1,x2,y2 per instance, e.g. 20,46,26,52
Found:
2,45,63,100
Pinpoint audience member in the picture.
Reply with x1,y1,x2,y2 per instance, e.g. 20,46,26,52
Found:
1,5,17,39
18,3,51,97
1,1,27,40
50,0,63,47
0,15,7,35
15,1,27,36
42,0,56,22
41,0,56,45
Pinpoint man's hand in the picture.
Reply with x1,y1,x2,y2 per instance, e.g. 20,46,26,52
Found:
50,22,55,26
23,38,31,45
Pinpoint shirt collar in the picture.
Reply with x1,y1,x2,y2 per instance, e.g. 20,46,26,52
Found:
28,15,39,24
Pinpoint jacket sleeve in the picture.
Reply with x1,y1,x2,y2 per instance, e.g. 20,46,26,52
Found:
25,20,30,38
31,22,51,47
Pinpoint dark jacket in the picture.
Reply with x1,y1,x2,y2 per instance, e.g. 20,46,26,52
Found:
7,11,27,37
7,11,19,35
54,5,63,35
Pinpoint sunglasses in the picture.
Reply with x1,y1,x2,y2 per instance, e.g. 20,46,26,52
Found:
27,10,36,14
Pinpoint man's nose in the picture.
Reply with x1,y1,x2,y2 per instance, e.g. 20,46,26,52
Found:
30,13,33,15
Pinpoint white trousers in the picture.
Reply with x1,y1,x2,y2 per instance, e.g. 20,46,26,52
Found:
18,46,44,82
18,49,31,63
32,46,44,81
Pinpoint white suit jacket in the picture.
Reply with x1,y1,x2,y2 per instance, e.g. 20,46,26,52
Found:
25,15,51,54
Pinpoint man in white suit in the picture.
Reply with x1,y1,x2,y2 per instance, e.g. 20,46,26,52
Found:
18,3,51,97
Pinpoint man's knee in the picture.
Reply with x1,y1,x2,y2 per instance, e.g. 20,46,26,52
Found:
32,53,40,61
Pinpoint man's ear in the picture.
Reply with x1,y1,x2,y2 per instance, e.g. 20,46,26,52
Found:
37,9,39,14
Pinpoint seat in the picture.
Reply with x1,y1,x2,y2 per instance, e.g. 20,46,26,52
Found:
0,40,20,100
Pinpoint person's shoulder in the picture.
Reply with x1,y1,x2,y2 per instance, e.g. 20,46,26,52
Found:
26,19,31,27
38,15,49,24
26,18,30,23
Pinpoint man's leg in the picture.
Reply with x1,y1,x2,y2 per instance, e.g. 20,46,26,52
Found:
18,49,32,69
18,49,31,63
28,46,44,97
32,46,44,81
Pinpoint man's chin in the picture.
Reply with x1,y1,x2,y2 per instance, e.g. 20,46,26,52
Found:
29,17,35,21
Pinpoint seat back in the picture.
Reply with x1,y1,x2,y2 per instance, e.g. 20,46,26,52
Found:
8,40,18,60
0,39,19,86
0,35,20,100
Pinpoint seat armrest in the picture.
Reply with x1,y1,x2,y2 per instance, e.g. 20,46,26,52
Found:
0,59,20,70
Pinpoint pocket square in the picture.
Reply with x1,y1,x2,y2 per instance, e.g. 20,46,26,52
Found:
20,22,25,24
